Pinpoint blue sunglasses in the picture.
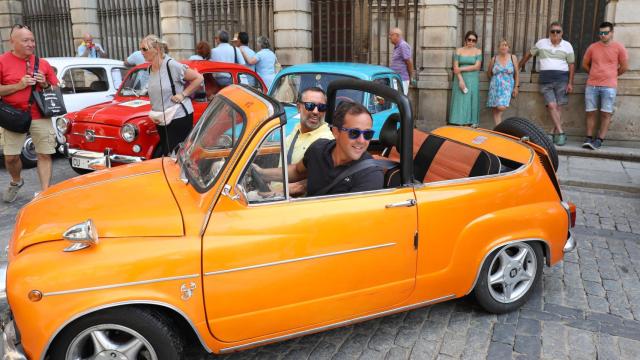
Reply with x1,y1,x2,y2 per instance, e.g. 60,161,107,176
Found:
335,126,375,140
301,102,328,112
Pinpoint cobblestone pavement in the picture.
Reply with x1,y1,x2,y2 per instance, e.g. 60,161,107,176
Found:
1,159,639,359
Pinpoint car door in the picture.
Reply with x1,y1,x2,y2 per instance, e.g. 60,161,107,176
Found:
59,66,113,112
202,124,418,343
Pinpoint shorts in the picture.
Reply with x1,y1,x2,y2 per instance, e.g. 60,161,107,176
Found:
585,85,616,113
1,118,55,156
540,81,568,106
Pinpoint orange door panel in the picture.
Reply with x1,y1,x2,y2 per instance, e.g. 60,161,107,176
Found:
202,187,418,342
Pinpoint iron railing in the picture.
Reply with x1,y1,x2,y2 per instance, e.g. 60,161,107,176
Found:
97,0,161,61
23,0,75,57
458,0,606,71
192,0,274,50
311,0,420,68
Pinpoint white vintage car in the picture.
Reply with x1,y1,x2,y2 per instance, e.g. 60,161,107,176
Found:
0,57,128,168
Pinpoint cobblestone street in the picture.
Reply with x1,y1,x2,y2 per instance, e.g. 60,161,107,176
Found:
1,158,639,359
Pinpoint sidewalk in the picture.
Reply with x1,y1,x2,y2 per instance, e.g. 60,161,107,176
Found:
556,140,640,193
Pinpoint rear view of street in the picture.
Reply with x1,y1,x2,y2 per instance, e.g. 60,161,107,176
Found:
1,159,639,359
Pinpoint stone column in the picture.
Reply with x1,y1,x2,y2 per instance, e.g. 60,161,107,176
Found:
274,0,312,66
69,0,101,54
415,0,458,130
0,0,22,53
159,0,194,60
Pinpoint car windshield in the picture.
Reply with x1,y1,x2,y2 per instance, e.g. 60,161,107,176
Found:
179,96,245,191
118,68,149,97
270,73,364,105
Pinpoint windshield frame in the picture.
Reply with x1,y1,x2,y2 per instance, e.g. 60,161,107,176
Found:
118,67,150,97
178,95,248,193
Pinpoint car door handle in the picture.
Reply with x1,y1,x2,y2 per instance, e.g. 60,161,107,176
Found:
385,199,416,208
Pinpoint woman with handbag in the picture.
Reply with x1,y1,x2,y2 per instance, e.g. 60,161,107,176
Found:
486,39,520,125
141,34,203,156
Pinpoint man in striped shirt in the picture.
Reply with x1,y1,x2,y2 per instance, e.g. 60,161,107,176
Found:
519,22,575,146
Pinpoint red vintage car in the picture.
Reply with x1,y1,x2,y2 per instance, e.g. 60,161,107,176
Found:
57,61,265,173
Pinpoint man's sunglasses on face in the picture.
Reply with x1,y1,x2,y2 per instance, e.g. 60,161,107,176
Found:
598,31,611,36
550,29,562,34
301,102,327,112
335,126,375,141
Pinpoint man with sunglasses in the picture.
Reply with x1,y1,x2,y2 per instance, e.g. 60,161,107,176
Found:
259,101,383,197
0,24,58,202
581,21,628,150
77,34,107,58
519,21,575,146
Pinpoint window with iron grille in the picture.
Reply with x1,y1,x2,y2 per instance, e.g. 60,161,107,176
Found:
23,0,75,57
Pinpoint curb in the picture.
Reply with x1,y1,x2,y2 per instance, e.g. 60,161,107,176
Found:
557,145,640,162
559,179,640,194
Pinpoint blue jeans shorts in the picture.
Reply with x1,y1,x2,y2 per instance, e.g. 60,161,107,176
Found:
540,81,569,106
585,85,616,113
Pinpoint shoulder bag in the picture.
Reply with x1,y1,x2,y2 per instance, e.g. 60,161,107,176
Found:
32,57,67,118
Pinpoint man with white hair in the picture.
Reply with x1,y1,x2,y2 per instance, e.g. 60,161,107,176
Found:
388,27,415,95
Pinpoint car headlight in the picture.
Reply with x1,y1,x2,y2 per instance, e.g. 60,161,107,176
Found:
56,117,69,134
120,123,139,143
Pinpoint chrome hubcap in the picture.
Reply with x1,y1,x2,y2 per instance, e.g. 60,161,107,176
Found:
487,243,537,303
23,137,37,161
66,324,157,360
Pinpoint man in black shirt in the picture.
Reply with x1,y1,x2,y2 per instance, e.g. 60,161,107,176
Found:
258,101,384,196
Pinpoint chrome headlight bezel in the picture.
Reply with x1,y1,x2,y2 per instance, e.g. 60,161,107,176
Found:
120,123,139,143
56,117,70,134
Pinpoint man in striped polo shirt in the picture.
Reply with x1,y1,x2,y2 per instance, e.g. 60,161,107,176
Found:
520,22,575,146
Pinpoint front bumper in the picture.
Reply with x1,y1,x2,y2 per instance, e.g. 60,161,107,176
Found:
64,144,144,171
563,231,576,253
1,320,27,360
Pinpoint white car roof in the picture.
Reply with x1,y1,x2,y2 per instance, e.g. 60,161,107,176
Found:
44,57,125,68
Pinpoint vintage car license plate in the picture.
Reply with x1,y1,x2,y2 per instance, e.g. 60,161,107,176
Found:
71,156,93,170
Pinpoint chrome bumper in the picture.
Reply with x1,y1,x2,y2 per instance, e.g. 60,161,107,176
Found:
1,320,27,360
64,145,144,171
563,232,576,253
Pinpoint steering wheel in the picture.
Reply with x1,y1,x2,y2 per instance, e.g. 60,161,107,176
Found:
249,166,271,193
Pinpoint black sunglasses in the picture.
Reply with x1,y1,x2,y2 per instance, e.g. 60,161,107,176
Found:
466,38,477,43
336,126,375,141
550,29,562,34
301,102,327,112
140,47,149,52
10,24,31,35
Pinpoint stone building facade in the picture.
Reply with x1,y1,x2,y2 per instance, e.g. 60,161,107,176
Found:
1,0,638,143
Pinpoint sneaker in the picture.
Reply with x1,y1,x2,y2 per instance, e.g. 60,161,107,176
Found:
3,179,24,203
554,133,567,146
582,137,594,148
587,138,603,150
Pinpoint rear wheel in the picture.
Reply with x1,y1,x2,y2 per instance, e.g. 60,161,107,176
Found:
473,242,543,313
49,307,184,360
494,117,559,171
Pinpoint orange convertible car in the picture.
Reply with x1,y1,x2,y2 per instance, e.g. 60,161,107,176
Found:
1,79,575,359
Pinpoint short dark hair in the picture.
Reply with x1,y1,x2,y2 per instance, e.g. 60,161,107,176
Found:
464,30,478,42
297,86,326,103
332,101,371,129
600,21,614,31
238,31,250,45
548,21,563,31
217,30,229,43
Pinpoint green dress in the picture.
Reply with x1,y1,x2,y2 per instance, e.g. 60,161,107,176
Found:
449,53,482,125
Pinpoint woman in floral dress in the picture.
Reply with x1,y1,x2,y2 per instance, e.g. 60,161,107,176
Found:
487,39,520,125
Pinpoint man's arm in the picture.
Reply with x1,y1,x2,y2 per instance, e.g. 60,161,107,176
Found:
0,77,33,96
619,48,629,76
582,54,591,73
518,52,532,71
256,160,307,183
96,44,107,58
77,45,89,57
404,58,414,81
567,63,575,93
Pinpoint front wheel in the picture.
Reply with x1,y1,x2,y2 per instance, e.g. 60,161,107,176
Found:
473,242,543,313
49,307,184,360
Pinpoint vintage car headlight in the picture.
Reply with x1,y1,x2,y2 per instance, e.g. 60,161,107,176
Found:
56,117,70,134
120,123,139,143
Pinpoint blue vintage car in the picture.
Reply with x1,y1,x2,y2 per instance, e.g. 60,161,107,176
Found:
268,62,404,139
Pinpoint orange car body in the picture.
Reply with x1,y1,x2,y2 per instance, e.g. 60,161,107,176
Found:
4,85,573,359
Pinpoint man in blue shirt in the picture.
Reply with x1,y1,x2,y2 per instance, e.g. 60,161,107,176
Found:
211,30,245,65
77,34,107,58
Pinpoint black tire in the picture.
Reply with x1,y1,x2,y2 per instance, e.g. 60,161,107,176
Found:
473,242,543,314
494,117,559,171
20,135,38,169
69,159,92,175
49,307,184,360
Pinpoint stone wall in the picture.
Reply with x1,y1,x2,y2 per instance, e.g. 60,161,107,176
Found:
0,0,22,53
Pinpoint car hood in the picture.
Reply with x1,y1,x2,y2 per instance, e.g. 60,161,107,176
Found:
11,159,183,255
73,98,151,126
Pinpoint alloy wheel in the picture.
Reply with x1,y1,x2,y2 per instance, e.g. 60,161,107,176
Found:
66,324,158,360
487,242,537,303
